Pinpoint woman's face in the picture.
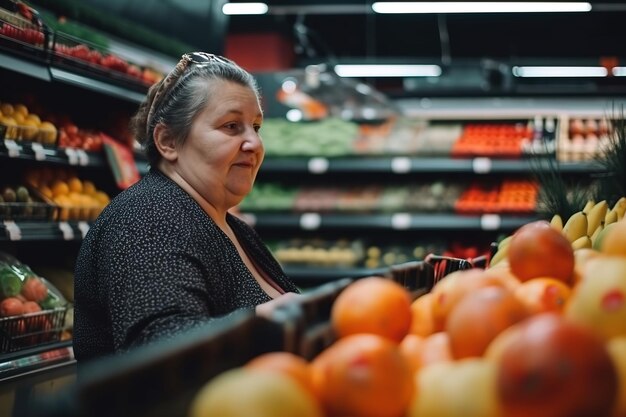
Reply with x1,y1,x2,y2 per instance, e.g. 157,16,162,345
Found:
173,80,264,210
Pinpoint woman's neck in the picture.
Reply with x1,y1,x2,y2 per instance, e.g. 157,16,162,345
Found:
156,162,230,230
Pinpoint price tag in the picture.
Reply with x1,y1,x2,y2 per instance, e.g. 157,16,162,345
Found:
308,157,329,174
76,149,90,166
391,157,411,174
4,140,20,158
30,142,46,161
3,221,22,240
480,214,501,230
77,221,90,239
391,213,412,229
65,148,78,165
58,222,74,240
472,157,492,174
300,213,321,230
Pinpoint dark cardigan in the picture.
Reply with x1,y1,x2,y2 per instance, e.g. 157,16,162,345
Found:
73,169,298,362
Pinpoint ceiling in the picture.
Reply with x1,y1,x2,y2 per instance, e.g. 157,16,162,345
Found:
226,1,626,64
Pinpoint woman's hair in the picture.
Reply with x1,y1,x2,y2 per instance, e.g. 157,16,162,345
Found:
130,55,260,166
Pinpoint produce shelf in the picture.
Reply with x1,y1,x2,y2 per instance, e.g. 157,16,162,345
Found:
285,265,389,285
1,220,91,241
241,212,540,232
0,140,106,167
259,156,605,175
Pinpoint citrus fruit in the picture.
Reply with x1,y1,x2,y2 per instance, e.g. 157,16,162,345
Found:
508,220,575,283
245,351,315,396
311,333,414,417
331,276,412,343
513,277,571,314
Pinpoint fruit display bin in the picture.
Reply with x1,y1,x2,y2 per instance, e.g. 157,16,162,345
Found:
50,31,157,91
0,306,67,353
27,255,475,417
0,185,58,221
0,4,48,58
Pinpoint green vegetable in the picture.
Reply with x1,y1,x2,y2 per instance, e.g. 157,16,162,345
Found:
0,267,23,298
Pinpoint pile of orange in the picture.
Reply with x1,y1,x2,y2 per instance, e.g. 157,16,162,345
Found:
189,218,626,417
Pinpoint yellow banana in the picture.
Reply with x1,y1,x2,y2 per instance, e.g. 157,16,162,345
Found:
586,200,608,235
605,209,618,226
562,211,588,243
571,235,592,250
582,200,596,214
550,214,563,231
489,244,509,267
613,197,626,220
590,223,604,247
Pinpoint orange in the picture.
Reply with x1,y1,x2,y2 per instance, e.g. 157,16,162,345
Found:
446,286,528,359
513,277,572,315
407,359,500,417
331,276,412,343
82,180,97,196
430,268,509,332
311,333,414,417
67,177,83,194
417,331,453,369
508,220,575,283
399,333,425,373
245,351,315,396
496,313,617,417
408,292,435,337
188,368,323,417
51,180,69,198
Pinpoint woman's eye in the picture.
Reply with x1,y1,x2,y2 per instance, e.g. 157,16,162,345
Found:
254,125,261,132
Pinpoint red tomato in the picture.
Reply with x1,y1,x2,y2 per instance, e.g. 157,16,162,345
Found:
496,313,617,417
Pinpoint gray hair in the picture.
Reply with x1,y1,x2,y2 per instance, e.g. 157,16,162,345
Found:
131,58,260,166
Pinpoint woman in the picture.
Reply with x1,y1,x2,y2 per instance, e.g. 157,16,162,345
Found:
73,52,300,362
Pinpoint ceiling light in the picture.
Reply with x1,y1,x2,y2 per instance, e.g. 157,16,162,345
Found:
512,66,608,78
372,2,592,14
613,67,626,77
334,64,442,78
222,2,268,15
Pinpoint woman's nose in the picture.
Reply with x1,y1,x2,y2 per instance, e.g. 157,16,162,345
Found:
241,129,263,152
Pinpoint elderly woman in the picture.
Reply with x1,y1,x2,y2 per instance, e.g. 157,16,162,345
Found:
73,53,300,362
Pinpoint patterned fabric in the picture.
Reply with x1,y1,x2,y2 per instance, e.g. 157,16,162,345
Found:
73,169,298,363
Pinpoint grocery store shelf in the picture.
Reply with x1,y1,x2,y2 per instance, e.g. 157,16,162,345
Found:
259,156,605,175
49,67,145,103
0,50,145,104
1,140,107,168
1,221,91,241
0,340,74,383
241,212,539,231
285,265,388,285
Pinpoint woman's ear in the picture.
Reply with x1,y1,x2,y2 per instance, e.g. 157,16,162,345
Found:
153,123,178,162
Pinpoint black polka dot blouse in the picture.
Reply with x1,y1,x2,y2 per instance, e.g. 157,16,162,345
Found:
73,168,299,363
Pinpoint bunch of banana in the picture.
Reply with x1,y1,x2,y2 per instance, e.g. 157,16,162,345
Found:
560,197,626,250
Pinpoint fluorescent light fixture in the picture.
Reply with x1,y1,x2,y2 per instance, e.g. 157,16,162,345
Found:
372,2,592,14
512,66,607,78
222,2,268,15
613,67,626,76
334,64,442,78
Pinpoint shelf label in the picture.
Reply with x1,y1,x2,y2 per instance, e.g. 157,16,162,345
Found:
480,214,501,230
65,148,78,165
300,213,321,230
4,140,20,158
77,221,90,239
3,221,21,241
391,157,412,174
391,213,412,229
472,157,492,174
76,149,89,166
58,222,74,240
30,142,46,161
308,157,329,174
